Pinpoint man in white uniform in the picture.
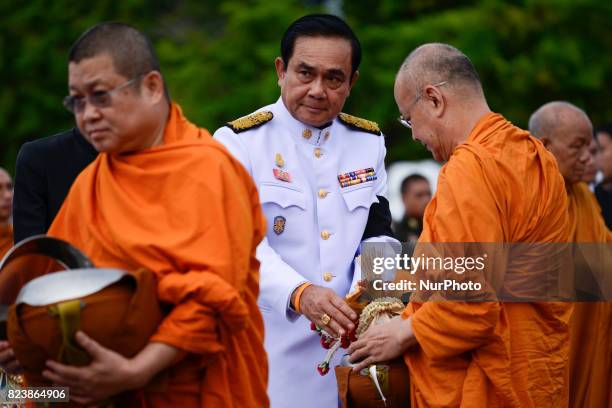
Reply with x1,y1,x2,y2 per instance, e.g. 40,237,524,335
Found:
214,14,396,407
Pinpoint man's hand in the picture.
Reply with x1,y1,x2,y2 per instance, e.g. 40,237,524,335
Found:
348,315,417,372
296,285,357,338
0,341,22,374
42,331,138,405
43,331,179,405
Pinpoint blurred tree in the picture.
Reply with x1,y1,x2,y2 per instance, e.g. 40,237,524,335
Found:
0,0,314,172
159,0,312,130
1,0,611,170
0,0,173,173
345,0,612,161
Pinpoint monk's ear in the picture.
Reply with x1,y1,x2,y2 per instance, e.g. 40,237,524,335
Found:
141,71,165,104
275,57,286,86
423,85,445,118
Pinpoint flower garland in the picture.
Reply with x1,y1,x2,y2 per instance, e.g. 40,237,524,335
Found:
311,296,404,376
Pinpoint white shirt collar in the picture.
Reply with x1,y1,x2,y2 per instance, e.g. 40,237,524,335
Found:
273,97,334,146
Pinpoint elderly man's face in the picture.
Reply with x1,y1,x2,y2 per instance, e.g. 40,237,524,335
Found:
596,131,612,180
68,53,156,154
276,36,358,127
394,79,445,161
0,170,13,223
544,114,592,184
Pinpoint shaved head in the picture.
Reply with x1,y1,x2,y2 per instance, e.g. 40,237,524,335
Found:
394,43,491,163
69,22,167,98
528,101,590,141
397,43,483,96
68,23,171,154
529,101,592,184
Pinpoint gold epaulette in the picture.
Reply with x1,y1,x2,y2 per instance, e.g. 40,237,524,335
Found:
226,111,273,133
338,113,381,136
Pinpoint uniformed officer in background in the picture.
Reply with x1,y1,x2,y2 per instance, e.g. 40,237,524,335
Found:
214,13,397,408
392,173,431,243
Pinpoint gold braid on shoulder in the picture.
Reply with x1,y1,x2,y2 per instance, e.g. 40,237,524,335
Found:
338,113,382,136
226,111,273,133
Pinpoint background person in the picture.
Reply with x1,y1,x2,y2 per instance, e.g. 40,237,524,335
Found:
0,167,13,258
392,173,431,243
529,101,612,408
594,124,612,228
12,127,97,244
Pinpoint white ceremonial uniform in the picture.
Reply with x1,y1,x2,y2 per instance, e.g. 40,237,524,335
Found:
214,97,394,408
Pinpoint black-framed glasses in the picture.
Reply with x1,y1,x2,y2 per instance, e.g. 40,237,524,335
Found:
398,81,448,129
63,75,144,114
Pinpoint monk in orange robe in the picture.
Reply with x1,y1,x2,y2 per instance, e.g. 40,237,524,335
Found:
0,167,13,259
529,101,612,408
0,23,268,407
349,43,572,407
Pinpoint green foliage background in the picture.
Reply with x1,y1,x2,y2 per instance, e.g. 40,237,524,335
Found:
1,0,611,173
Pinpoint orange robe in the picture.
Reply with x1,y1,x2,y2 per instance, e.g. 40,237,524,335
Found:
0,223,12,259
567,182,612,408
47,104,269,407
402,113,572,407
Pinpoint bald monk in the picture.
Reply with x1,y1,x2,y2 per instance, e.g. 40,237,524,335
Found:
348,43,572,407
0,168,13,258
529,101,612,408
0,23,268,407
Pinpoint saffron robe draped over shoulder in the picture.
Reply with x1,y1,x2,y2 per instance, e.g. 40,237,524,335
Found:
567,182,611,408
48,104,269,408
402,113,572,407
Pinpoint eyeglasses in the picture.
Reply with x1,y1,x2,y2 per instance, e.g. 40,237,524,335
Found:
63,75,143,114
398,81,448,129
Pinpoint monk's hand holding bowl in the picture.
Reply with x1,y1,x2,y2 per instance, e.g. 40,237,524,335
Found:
42,331,138,405
43,331,179,405
296,285,357,338
347,315,417,372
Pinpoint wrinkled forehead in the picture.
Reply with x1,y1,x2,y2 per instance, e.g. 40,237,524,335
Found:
68,53,123,90
290,36,352,72
556,132,591,151
546,109,590,144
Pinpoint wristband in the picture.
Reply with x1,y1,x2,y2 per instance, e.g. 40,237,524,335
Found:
293,282,313,314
